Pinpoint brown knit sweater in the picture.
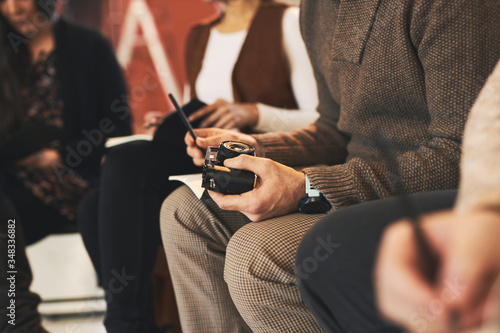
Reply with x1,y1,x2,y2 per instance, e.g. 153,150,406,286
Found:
252,0,500,210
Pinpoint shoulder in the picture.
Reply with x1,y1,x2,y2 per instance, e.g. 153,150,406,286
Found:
282,6,299,30
54,18,113,51
188,12,220,36
281,6,301,45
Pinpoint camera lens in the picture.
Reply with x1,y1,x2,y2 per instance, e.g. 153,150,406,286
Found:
218,141,255,163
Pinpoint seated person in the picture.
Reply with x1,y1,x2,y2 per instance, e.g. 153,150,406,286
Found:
375,60,500,333
296,59,500,333
0,1,131,332
76,0,318,332
159,0,500,332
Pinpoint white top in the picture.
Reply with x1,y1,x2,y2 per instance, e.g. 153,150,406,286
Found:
196,29,247,103
194,6,319,133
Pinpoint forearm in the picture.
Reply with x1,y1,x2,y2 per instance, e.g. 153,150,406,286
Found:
252,64,350,166
303,147,461,210
456,62,500,213
253,104,318,133
253,120,349,166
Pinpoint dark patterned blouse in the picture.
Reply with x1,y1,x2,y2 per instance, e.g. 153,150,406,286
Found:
11,51,91,221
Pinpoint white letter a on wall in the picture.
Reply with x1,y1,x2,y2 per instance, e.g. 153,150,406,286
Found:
116,0,181,99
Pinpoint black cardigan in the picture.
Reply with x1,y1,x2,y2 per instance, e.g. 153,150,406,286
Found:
55,18,132,184
1,18,132,187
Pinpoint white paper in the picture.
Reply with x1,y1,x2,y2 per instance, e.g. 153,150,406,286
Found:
169,173,204,199
105,134,153,148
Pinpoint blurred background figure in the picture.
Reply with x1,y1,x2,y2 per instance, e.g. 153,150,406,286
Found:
0,0,131,332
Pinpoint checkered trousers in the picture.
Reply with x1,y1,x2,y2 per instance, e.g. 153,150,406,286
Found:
160,185,325,332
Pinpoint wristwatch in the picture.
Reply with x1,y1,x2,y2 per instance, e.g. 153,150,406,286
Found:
298,174,332,214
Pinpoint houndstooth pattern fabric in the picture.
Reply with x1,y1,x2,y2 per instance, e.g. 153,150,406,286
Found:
161,185,325,332
161,186,252,332
225,210,325,332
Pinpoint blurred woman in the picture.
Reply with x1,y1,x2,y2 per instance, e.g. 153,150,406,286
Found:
77,0,318,332
0,0,131,332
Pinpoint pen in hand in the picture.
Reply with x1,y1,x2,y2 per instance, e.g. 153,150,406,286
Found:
168,93,205,156
377,133,440,284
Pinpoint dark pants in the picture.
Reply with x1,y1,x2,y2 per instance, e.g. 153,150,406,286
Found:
0,177,72,333
295,190,458,333
77,139,200,333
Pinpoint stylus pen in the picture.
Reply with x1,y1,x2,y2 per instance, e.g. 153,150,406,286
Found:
168,93,205,155
377,134,440,284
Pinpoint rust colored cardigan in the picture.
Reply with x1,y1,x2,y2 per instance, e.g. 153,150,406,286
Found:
185,1,298,110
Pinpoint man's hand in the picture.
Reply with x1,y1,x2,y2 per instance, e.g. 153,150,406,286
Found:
188,99,259,130
17,148,61,169
208,155,306,222
375,209,500,333
185,128,260,166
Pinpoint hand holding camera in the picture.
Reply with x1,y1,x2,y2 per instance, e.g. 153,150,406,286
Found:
171,92,305,220
202,141,257,194
208,154,306,222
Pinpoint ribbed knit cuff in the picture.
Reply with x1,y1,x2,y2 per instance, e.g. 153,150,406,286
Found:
303,164,358,210
252,133,297,163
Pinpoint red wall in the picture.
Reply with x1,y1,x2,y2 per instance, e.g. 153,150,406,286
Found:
73,0,219,133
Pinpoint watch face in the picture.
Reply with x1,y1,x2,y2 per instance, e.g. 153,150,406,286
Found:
299,195,332,214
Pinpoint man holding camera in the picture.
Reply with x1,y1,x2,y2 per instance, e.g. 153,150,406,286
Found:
160,0,500,332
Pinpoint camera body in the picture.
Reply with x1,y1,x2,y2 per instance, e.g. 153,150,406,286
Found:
202,141,256,194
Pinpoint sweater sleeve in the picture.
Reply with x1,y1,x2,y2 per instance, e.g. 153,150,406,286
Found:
455,61,500,213
254,1,500,209
253,6,319,133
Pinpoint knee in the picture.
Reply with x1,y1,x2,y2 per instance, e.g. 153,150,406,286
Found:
103,140,152,174
295,217,342,290
159,186,205,248
225,223,284,299
76,190,99,230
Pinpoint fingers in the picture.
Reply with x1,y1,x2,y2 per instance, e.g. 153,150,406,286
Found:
186,144,205,166
208,191,244,210
184,128,235,165
196,135,226,149
183,128,257,165
200,106,232,128
184,128,227,146
208,190,260,219
438,210,500,329
207,157,263,213
224,155,267,175
375,221,439,330
143,111,165,128
188,104,216,122
212,112,237,129
189,99,228,123
16,149,61,169
376,211,500,333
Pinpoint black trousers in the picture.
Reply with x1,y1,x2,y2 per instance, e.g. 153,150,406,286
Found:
77,139,200,333
0,177,72,333
295,190,458,333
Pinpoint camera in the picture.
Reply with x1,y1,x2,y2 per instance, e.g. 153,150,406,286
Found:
202,141,256,194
